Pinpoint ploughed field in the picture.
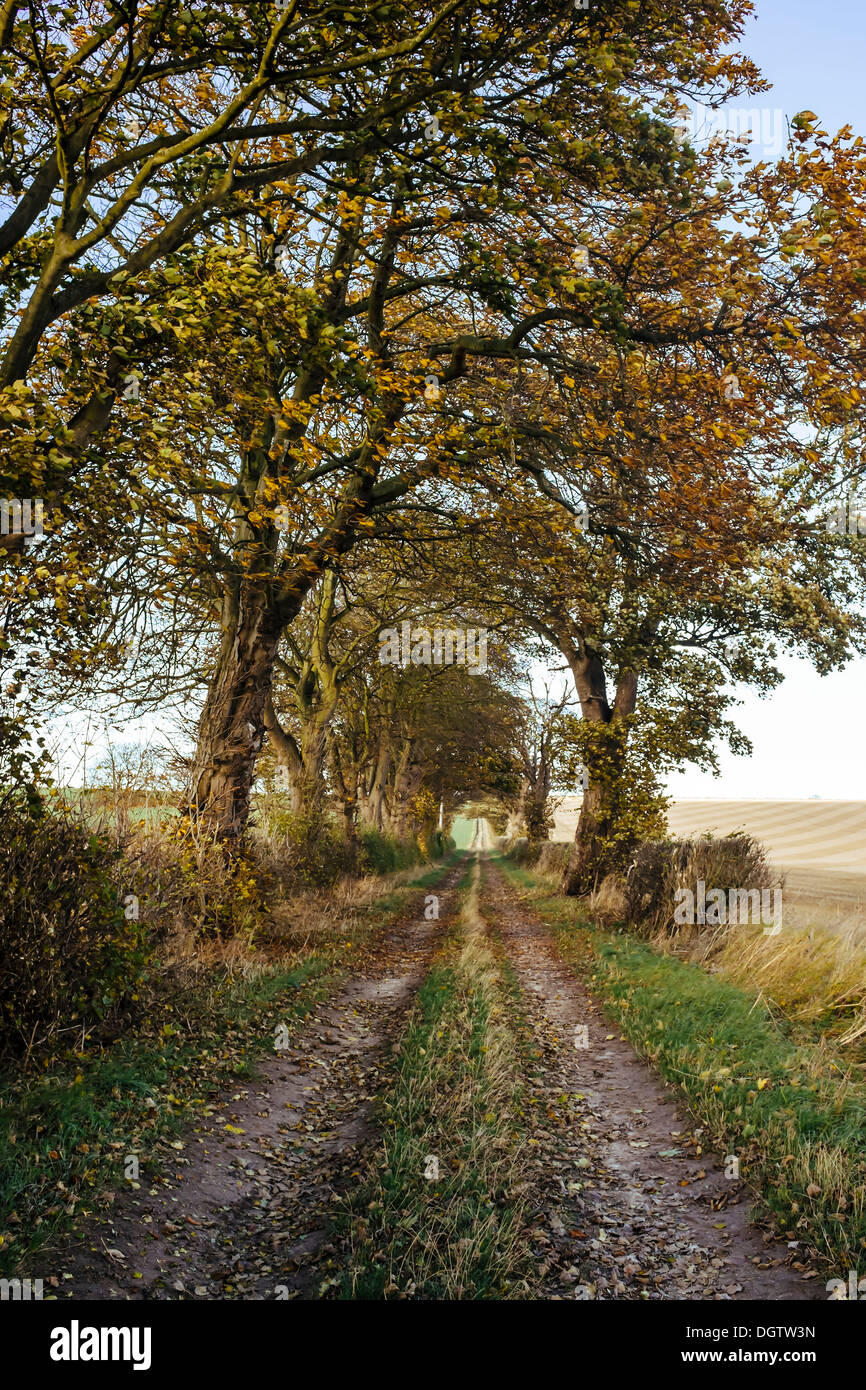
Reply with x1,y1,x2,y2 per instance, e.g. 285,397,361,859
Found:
551,797,866,937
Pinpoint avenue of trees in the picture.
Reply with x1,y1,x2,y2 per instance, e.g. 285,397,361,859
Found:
3,0,866,898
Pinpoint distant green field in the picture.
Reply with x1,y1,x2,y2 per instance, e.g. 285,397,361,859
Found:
49,791,177,828
450,815,478,849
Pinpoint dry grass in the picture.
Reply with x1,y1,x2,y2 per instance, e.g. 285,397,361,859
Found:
78,774,452,978
266,858,450,949
585,873,631,924
162,855,455,1005
713,925,866,1054
509,811,866,1061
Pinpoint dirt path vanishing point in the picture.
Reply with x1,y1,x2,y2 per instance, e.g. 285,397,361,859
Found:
468,817,493,851
56,863,464,1301
478,854,822,1301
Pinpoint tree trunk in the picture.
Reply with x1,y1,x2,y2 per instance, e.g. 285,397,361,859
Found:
327,739,359,844
296,721,330,812
263,697,304,809
562,779,609,894
523,794,552,842
386,742,423,838
561,645,638,895
359,735,391,831
187,586,284,844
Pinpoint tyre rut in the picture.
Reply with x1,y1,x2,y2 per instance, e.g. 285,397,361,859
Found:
479,854,822,1302
56,863,464,1301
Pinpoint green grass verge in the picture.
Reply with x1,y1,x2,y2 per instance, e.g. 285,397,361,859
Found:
340,862,532,1300
0,856,458,1278
497,855,866,1275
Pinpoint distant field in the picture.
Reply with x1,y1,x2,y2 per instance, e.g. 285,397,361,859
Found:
665,799,866,875
552,796,866,871
450,815,478,849
552,796,866,934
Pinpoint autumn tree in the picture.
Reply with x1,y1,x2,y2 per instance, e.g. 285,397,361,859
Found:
326,652,521,845
124,0,762,841
4,0,632,789
508,680,575,842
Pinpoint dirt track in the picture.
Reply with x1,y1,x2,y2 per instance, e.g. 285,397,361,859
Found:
479,855,821,1301
51,847,821,1301
55,864,462,1300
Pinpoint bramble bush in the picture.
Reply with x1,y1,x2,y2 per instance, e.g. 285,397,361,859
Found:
0,794,151,1062
256,805,357,887
623,833,777,942
357,825,422,875
256,797,449,886
126,814,272,943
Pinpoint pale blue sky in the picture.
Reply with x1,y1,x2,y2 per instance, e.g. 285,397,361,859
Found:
667,0,866,801
741,0,866,136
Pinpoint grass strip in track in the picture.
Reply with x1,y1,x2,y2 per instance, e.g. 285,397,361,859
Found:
341,861,531,1299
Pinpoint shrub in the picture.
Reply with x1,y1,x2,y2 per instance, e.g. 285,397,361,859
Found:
507,838,571,875
522,795,554,842
623,833,777,943
430,829,455,859
357,826,421,876
505,837,541,867
535,841,571,877
0,796,150,1062
137,816,272,941
257,797,451,885
257,805,357,887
